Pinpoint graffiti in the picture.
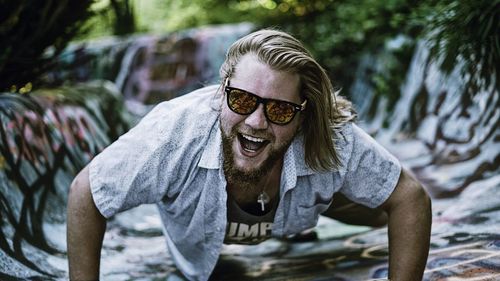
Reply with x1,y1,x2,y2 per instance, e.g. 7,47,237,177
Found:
0,24,254,280
0,82,129,279
0,94,65,278
47,23,255,105
424,239,500,280
206,207,500,281
336,224,500,280
0,24,498,280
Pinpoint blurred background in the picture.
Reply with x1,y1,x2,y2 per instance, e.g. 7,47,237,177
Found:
0,0,499,280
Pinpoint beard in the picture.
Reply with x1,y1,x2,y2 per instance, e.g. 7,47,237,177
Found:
221,123,295,189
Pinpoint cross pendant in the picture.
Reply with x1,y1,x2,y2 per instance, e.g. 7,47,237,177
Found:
257,197,265,211
257,192,270,212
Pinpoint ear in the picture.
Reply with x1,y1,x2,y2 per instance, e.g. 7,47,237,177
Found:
299,98,307,122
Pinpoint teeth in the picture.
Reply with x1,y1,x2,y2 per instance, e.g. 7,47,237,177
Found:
241,134,265,143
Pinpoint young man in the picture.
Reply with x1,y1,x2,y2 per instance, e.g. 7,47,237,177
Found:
67,29,432,281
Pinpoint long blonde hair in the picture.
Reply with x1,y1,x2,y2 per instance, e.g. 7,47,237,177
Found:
219,29,356,171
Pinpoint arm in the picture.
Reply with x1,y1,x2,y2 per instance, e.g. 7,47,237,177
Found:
67,165,107,280
380,169,432,281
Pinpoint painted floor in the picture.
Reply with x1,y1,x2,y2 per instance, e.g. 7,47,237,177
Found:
96,173,500,280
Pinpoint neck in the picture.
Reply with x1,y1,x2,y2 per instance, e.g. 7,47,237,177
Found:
226,158,283,207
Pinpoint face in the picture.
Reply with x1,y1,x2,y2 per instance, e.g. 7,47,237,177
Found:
220,53,303,183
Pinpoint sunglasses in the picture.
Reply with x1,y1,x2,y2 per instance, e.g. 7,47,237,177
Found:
225,86,307,125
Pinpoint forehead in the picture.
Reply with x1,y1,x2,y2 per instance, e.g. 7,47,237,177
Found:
231,54,301,103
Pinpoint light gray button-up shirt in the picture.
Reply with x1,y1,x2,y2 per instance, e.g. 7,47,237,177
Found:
89,85,401,281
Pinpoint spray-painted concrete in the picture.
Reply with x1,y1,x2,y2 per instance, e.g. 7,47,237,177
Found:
0,24,498,280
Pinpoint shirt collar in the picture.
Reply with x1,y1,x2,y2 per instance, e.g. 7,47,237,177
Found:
289,133,316,176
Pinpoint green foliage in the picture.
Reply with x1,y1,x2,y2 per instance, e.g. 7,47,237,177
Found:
137,0,424,92
151,0,498,103
426,0,500,93
0,0,95,92
279,0,423,89
73,0,138,40
5,0,496,101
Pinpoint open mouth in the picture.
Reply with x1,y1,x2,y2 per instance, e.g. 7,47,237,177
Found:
237,133,270,153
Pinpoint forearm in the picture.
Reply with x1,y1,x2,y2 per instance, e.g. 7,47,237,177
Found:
67,166,107,281
387,188,432,280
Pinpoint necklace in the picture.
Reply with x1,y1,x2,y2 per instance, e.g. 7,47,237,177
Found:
256,174,272,212
257,191,270,211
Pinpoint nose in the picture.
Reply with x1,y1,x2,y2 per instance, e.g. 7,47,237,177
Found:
244,104,268,129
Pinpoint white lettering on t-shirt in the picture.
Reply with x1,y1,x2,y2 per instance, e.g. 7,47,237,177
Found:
225,222,273,244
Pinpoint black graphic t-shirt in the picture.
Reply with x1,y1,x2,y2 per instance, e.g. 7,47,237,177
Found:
224,196,278,245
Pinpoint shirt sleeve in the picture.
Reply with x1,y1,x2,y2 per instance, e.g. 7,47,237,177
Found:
88,103,174,218
337,123,402,208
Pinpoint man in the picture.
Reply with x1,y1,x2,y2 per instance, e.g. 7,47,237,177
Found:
67,29,432,281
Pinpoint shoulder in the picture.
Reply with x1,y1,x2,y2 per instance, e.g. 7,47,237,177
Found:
137,85,220,138
331,122,355,172
332,122,394,171
148,85,219,119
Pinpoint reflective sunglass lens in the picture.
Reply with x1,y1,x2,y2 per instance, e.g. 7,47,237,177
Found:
266,101,295,124
229,90,257,114
226,87,299,125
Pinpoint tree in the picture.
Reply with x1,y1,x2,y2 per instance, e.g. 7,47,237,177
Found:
110,0,136,35
0,1,95,92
